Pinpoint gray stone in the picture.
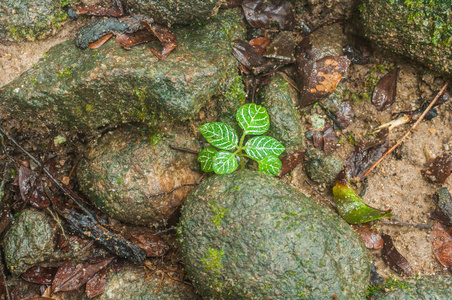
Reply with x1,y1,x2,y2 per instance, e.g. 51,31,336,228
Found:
259,73,304,151
358,0,452,75
305,148,343,186
95,265,201,299
77,125,202,227
124,0,224,26
0,8,246,130
0,0,67,41
179,170,370,299
3,209,56,275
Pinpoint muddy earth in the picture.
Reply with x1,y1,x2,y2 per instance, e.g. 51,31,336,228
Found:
0,0,451,299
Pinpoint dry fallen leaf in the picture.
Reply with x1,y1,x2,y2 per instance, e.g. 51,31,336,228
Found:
278,150,305,177
372,68,399,111
352,224,383,249
381,233,412,276
22,266,58,285
431,222,452,270
421,153,452,184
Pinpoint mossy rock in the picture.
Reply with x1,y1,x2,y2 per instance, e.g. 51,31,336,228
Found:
305,148,343,186
370,276,452,299
358,0,452,75
0,0,67,41
123,0,224,25
3,209,56,275
178,170,370,299
94,265,201,299
77,125,202,227
0,8,246,130
259,73,304,151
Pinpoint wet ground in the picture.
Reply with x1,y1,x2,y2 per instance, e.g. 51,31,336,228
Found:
1,7,451,288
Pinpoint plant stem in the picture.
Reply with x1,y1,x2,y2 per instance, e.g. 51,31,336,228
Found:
239,154,245,170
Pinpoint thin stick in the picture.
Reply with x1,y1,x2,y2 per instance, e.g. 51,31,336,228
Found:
304,179,337,211
363,83,449,178
379,220,432,230
169,145,199,155
0,128,96,222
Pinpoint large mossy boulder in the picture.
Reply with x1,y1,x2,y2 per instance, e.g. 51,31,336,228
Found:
77,125,202,227
0,0,67,41
124,0,224,25
3,209,56,275
0,9,246,130
96,265,201,299
178,170,370,299
371,276,452,299
358,0,452,75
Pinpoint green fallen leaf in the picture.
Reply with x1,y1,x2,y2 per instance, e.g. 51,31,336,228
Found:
333,170,392,224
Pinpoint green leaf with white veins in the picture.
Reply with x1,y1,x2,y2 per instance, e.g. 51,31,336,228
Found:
199,122,238,151
236,103,270,135
245,136,285,160
213,151,238,174
258,155,282,176
197,147,218,172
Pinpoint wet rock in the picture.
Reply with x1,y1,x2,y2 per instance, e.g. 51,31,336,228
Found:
95,265,201,299
293,0,359,31
0,0,67,41
77,125,202,227
304,23,346,58
371,276,452,299
3,210,56,275
179,170,370,299
0,8,246,130
305,148,343,186
358,1,452,75
259,73,304,151
217,75,247,134
123,0,224,26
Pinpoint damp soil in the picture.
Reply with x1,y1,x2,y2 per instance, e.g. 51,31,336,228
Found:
1,9,451,294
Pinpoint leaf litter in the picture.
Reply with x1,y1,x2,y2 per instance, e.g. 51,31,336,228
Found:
381,233,412,276
431,222,452,270
51,256,114,294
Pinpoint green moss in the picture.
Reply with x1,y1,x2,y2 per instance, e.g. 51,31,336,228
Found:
209,200,230,228
148,129,163,146
201,247,224,274
57,66,72,77
220,75,247,104
367,276,411,297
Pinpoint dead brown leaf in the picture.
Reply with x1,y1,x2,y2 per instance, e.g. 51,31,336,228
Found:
431,222,452,270
51,257,114,293
352,224,383,249
381,233,412,276
421,153,452,184
372,68,399,111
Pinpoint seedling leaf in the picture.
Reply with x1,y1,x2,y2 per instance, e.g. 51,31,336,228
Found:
236,103,270,135
213,151,238,174
198,147,218,172
245,136,285,160
258,154,282,176
199,122,238,150
333,170,392,224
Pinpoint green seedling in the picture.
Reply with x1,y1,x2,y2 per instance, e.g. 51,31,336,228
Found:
333,170,392,224
198,103,285,176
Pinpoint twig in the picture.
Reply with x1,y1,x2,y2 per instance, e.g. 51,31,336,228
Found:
0,128,96,222
169,145,199,155
379,220,432,229
363,83,449,179
304,179,337,211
